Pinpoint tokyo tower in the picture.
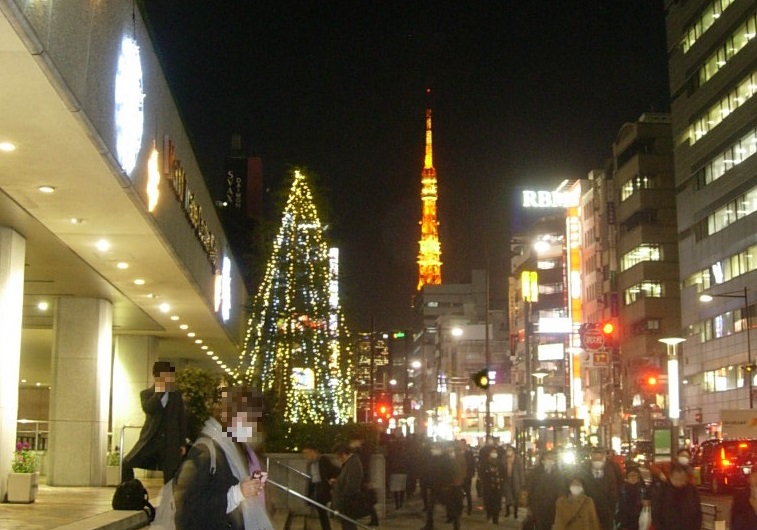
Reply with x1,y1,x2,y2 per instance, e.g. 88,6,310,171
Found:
417,96,442,290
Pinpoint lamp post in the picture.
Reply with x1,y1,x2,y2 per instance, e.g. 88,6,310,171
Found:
700,287,753,408
659,337,685,457
532,370,549,419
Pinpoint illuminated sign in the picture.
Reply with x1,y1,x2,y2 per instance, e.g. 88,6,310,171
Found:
146,146,160,212
163,136,218,271
521,270,538,302
114,36,144,176
522,189,580,208
221,255,231,322
537,317,572,334
538,343,565,361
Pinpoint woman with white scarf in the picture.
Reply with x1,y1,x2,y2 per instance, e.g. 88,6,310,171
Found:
173,386,273,530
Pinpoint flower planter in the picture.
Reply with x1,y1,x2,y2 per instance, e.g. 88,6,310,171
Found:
7,472,39,503
106,466,121,486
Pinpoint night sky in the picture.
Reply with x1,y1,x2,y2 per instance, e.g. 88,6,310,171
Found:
141,1,671,331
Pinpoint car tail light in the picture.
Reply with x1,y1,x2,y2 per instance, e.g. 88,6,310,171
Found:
722,459,733,467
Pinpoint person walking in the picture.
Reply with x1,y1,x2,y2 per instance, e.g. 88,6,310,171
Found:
615,466,649,530
303,444,340,530
651,462,702,530
444,442,467,530
121,361,187,484
583,446,622,530
553,475,602,530
386,437,409,509
502,444,524,519
731,467,757,530
478,445,505,523
526,450,564,530
458,439,476,516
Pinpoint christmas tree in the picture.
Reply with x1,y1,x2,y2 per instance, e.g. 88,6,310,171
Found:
234,170,354,424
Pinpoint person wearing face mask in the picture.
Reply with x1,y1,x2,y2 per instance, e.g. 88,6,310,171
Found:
582,447,623,530
502,445,524,519
526,450,564,530
172,386,273,530
553,476,602,530
731,467,757,530
478,445,505,523
648,447,694,485
650,462,701,530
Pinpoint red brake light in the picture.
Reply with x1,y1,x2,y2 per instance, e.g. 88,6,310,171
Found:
739,443,748,448
721,459,732,467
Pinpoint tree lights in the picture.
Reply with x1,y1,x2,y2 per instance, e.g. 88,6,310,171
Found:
233,170,353,424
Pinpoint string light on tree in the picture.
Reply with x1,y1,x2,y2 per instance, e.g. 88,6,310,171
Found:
233,170,354,424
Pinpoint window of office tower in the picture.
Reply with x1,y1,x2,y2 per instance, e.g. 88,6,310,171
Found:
680,0,737,54
621,245,662,272
696,12,757,87
624,281,663,305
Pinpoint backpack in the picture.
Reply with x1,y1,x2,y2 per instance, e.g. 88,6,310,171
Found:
112,478,156,521
150,438,216,530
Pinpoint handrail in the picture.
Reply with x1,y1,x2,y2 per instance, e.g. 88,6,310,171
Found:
118,425,144,481
265,476,372,530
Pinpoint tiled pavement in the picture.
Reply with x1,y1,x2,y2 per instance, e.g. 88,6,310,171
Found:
0,477,522,530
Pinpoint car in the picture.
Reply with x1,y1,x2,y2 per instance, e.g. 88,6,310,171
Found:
691,438,757,493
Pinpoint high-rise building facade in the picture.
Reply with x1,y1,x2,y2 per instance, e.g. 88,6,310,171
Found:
667,0,757,433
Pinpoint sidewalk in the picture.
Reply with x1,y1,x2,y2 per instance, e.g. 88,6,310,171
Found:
0,477,523,530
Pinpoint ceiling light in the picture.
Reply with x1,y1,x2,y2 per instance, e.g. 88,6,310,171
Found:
117,262,129,270
38,185,56,194
21,379,26,383
216,360,222,365
221,364,226,369
179,324,188,330
134,279,145,285
187,332,195,337
206,351,213,356
95,239,110,252
194,339,202,344
70,218,84,224
201,345,208,350
170,315,179,321
159,303,170,313
212,356,219,360
35,382,41,387
37,301,49,311
0,142,16,152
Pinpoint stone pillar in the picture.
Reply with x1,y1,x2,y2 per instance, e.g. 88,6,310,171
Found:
0,228,25,501
48,298,113,486
112,335,158,456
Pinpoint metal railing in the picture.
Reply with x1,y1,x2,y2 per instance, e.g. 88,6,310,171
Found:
266,458,373,530
118,425,144,479
16,419,48,450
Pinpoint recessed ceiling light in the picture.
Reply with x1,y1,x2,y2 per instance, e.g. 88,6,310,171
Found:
21,379,26,383
194,339,202,344
201,345,208,350
134,278,145,285
206,351,213,356
179,324,188,330
212,356,219,360
159,303,170,313
216,360,223,365
117,262,129,270
170,315,179,321
221,364,226,369
37,301,49,311
38,185,56,193
70,218,84,224
35,382,41,387
0,142,16,152
187,332,195,337
95,239,110,252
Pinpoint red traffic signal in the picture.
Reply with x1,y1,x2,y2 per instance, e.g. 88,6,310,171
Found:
601,322,615,336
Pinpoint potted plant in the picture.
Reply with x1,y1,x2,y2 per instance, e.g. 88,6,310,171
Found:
106,446,121,486
7,441,40,503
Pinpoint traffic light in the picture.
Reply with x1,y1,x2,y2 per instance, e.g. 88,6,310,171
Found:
601,320,617,346
639,369,661,393
472,368,490,390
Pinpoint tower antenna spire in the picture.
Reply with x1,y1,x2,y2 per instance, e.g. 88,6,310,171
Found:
417,90,442,290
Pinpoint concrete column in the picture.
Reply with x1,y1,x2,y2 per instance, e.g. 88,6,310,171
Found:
48,298,113,486
0,228,25,501
112,335,158,456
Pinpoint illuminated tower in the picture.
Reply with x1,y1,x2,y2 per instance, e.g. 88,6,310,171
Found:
417,100,442,290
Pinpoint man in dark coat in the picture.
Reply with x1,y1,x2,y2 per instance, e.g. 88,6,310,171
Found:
121,361,187,483
303,444,340,530
332,445,364,530
526,450,564,530
583,447,623,530
651,462,702,530
459,439,476,516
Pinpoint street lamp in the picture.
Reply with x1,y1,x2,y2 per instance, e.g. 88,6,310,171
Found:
532,370,550,419
700,287,753,408
659,337,685,457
